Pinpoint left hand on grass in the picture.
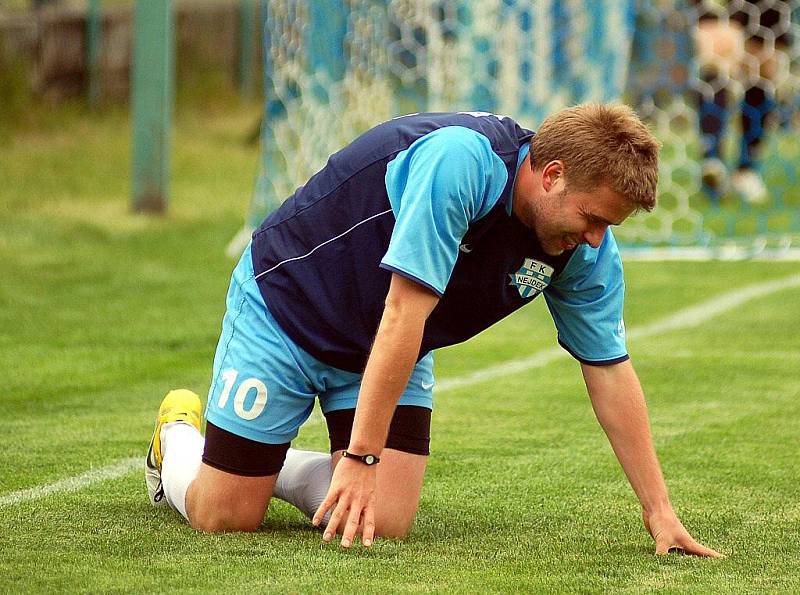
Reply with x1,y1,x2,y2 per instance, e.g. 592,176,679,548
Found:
642,508,723,558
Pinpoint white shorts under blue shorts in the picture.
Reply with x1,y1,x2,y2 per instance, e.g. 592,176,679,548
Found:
204,241,435,445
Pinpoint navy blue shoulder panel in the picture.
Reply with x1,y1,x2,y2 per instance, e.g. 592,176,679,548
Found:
261,112,531,229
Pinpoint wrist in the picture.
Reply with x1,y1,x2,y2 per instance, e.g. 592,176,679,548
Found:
342,450,380,465
346,438,381,453
641,500,673,516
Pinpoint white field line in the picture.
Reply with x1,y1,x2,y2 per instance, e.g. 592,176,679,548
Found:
621,247,800,262
435,273,800,393
0,457,140,507
635,349,800,359
3,274,799,508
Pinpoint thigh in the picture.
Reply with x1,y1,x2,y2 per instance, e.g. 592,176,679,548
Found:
186,463,277,533
331,448,428,538
206,242,317,446
319,351,435,414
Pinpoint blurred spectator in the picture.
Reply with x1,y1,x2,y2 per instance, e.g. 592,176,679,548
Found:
694,0,793,203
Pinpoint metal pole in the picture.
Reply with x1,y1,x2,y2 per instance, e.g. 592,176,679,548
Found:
238,0,256,99
86,0,101,106
249,0,278,228
131,0,174,213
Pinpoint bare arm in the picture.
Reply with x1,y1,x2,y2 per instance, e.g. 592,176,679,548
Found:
347,275,439,456
582,359,722,557
314,273,439,547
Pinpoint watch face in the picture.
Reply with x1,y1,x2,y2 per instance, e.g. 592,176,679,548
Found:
364,455,376,465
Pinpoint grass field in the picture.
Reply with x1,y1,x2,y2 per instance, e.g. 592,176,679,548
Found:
1,102,799,593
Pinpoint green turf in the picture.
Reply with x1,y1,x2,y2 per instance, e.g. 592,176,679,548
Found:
1,103,799,593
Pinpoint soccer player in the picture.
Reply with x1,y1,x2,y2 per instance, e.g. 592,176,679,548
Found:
145,104,722,557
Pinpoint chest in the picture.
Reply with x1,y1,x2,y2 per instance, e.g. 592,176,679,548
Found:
422,207,573,351
450,207,568,299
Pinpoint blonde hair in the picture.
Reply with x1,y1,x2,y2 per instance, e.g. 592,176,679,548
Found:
531,103,660,212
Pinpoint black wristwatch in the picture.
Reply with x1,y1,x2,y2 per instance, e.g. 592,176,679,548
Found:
342,451,380,465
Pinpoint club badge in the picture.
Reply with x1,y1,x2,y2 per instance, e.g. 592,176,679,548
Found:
509,258,554,298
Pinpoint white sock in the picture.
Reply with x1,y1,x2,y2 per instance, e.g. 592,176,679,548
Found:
273,448,333,526
160,422,205,521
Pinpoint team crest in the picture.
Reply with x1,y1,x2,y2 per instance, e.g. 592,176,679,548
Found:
508,258,554,298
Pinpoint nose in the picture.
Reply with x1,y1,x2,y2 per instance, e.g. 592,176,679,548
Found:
583,226,606,248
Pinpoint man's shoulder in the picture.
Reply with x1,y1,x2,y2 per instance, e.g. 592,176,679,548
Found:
364,112,532,155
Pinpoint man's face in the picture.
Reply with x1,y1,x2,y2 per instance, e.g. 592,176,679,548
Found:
514,160,636,256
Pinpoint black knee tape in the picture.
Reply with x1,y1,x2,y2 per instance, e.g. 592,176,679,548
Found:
202,421,290,476
324,405,431,456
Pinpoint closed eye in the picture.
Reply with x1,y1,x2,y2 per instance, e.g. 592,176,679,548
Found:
588,215,610,227
589,214,622,227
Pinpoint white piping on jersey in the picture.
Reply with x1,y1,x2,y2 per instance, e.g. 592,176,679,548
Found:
254,208,394,280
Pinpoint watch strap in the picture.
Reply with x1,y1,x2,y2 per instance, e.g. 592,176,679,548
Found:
342,450,380,465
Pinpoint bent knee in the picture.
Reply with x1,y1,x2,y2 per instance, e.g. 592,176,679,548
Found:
190,514,261,533
377,526,411,540
186,489,267,533
375,515,415,540
185,463,273,533
188,503,264,533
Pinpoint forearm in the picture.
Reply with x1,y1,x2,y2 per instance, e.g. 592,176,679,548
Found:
582,361,671,513
347,274,437,454
348,303,425,453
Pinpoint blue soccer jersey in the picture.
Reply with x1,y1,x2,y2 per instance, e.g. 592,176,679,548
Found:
251,112,628,373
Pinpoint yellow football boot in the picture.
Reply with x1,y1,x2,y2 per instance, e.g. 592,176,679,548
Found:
144,389,203,506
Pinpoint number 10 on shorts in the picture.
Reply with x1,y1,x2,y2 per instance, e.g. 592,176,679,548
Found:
217,369,268,421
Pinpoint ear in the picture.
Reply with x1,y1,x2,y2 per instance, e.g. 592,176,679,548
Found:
541,160,564,193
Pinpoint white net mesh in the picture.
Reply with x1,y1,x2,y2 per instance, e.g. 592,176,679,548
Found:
232,0,800,259
625,0,800,256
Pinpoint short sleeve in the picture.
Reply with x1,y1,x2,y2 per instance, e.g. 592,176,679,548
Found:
543,229,629,365
380,126,509,296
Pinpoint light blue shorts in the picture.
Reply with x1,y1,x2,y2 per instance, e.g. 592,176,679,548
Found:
205,242,435,445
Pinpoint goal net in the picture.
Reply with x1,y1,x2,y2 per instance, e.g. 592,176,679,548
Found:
230,0,800,260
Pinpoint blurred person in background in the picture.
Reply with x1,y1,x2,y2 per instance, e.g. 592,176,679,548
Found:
694,0,794,204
